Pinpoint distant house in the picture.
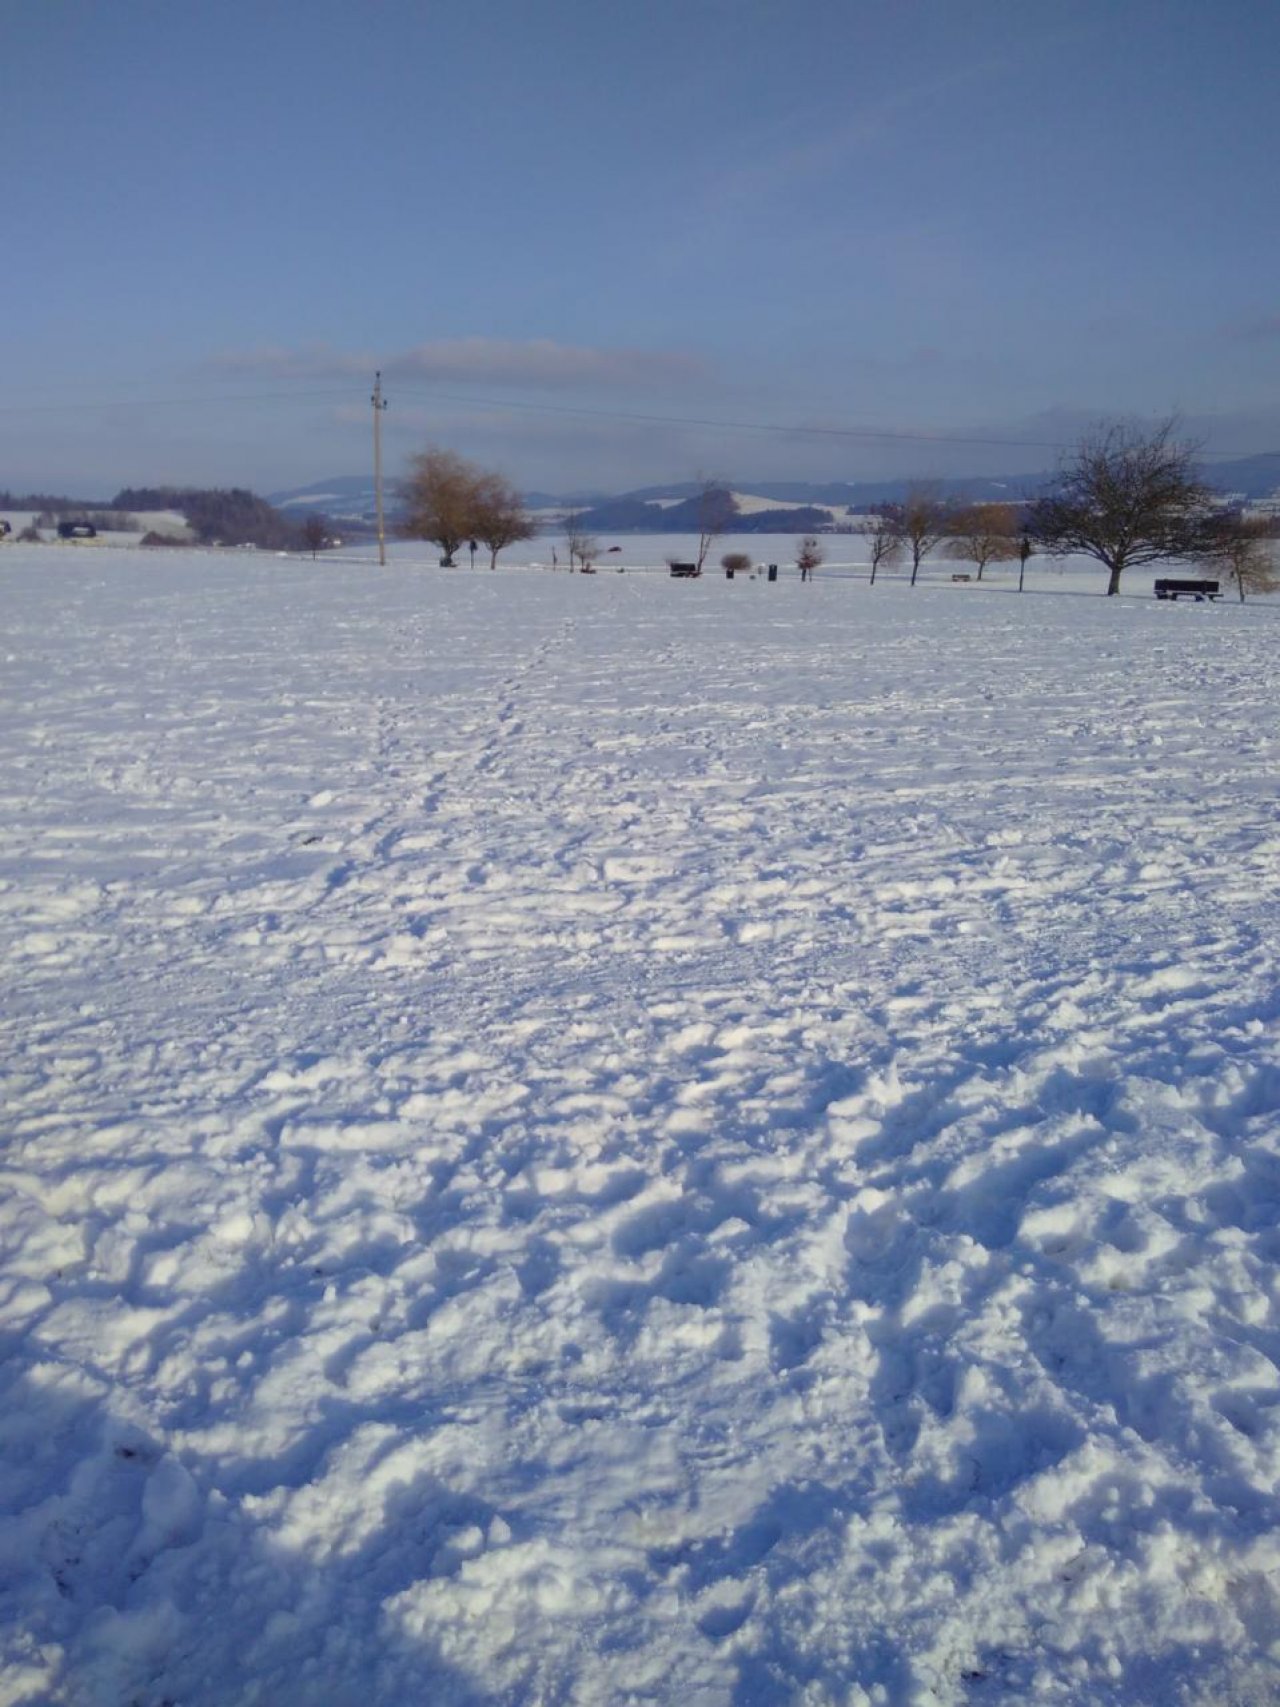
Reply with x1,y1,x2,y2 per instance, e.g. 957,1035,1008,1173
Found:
57,521,97,540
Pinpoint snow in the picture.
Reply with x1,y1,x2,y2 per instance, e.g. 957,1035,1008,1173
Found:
2,543,1279,1705
729,491,847,520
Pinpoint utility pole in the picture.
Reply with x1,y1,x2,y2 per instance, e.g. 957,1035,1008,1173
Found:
372,371,388,566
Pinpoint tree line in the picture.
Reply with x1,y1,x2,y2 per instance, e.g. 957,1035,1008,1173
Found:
396,421,1277,601
115,487,302,550
775,422,1273,601
918,420,1274,600
7,421,1272,598
1,486,316,552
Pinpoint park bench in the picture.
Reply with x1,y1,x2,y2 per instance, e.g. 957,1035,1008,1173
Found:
951,573,972,583
669,562,700,578
1154,579,1221,601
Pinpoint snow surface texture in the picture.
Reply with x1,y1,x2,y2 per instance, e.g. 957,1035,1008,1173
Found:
2,549,1279,1707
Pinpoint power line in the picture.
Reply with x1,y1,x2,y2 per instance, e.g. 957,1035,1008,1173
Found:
0,380,1270,461
388,383,1078,453
0,379,1074,449
387,386,1274,462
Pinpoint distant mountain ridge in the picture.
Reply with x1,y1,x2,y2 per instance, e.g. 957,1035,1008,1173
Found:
266,472,1040,522
1197,451,1280,497
268,452,1280,532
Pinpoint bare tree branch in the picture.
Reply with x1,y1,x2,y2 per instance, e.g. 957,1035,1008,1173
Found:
946,502,1019,581
1195,513,1279,603
473,473,537,569
862,514,902,585
1026,417,1216,596
695,479,737,572
796,536,824,582
563,511,597,573
885,484,950,586
399,448,483,565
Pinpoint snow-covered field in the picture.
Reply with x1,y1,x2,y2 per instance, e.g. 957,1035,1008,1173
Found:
2,546,1279,1706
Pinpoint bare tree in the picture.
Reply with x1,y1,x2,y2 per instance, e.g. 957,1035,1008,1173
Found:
796,536,824,582
721,551,751,574
862,514,902,585
1027,417,1217,597
564,511,598,573
946,502,1019,581
473,473,537,569
301,515,328,559
1197,514,1279,603
399,448,483,565
696,479,737,572
887,484,950,586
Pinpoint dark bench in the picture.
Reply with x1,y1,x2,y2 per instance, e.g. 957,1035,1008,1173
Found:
669,562,700,578
1154,579,1220,601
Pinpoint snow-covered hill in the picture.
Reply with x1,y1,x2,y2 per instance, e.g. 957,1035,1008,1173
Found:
2,547,1279,1705
269,450,1280,529
269,474,380,518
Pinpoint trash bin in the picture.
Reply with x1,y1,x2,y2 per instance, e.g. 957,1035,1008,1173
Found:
726,566,735,579
767,564,778,582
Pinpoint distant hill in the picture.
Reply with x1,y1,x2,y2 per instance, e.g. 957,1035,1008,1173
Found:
619,476,1038,506
1195,451,1280,497
565,492,838,534
268,453,1280,536
268,475,382,520
266,476,606,526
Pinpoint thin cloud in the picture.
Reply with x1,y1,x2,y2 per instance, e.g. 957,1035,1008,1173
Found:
1228,313,1280,341
208,338,711,391
701,50,1016,208
695,16,1103,215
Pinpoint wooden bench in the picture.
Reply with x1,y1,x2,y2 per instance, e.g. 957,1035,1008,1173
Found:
669,562,700,578
951,573,972,583
1154,579,1221,601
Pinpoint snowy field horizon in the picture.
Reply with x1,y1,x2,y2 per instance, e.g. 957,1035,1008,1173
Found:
0,527,1250,593
3,544,1279,1704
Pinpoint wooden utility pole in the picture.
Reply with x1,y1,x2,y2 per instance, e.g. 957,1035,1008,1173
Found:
372,371,388,566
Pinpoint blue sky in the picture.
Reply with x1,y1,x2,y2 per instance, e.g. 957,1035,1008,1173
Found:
4,0,1279,496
